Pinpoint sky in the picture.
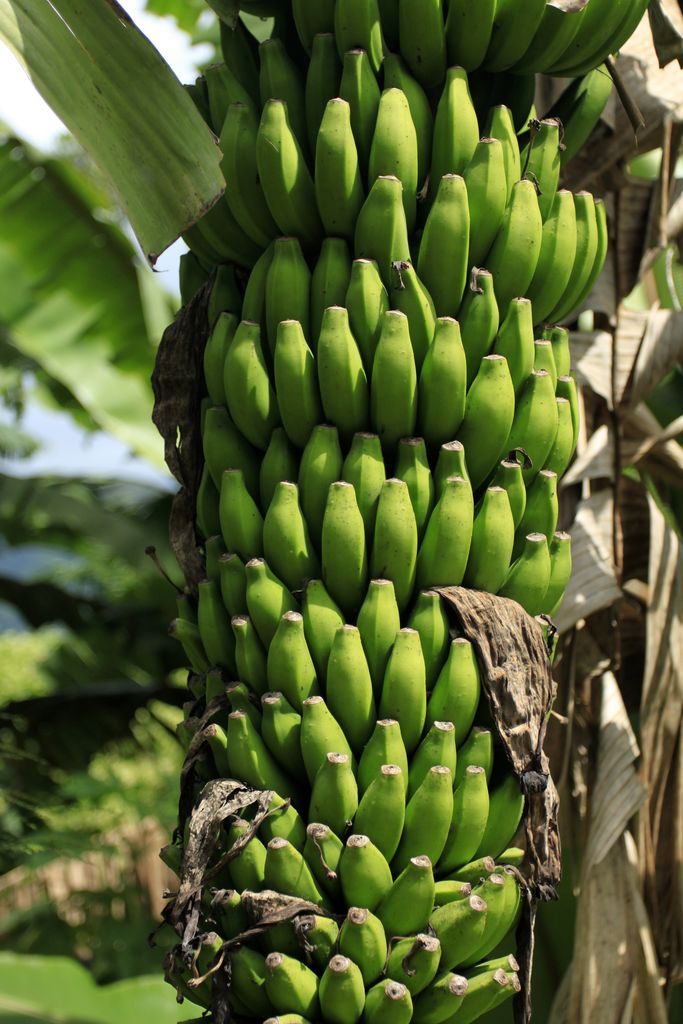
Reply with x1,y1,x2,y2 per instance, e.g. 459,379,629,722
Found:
0,1,212,486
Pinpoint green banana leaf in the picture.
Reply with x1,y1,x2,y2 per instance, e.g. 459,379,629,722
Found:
0,0,224,263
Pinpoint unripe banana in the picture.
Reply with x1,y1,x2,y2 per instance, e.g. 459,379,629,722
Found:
218,16,259,103
259,36,308,156
212,888,249,941
430,68,479,197
242,243,274,331
205,722,230,776
224,320,280,451
371,310,418,450
489,459,526,531
208,262,242,325
302,578,345,678
412,973,469,1024
203,405,260,501
304,822,343,898
483,0,547,72
383,52,433,188
534,338,558,389
569,195,609,314
392,764,454,872
264,481,320,591
228,945,274,1017
221,103,278,249
264,952,320,1019
439,765,490,873
357,579,402,695
464,486,515,594
267,611,319,710
386,934,442,997
186,195,262,268
321,480,368,617
427,638,481,745
340,833,393,910
429,893,488,973
298,423,344,549
485,179,543,312
197,579,236,671
407,592,449,696
371,479,418,612
257,99,323,250
556,375,580,453
547,65,612,162
233,614,268,694
226,817,267,891
514,469,558,556
261,691,305,780
434,441,469,499
355,176,411,286
492,297,535,396
433,880,473,907
526,190,578,325
454,970,518,1021
457,271,499,387
342,432,386,541
266,236,312,360
378,627,426,753
418,175,470,317
416,475,474,589
457,355,516,488
418,317,467,446
334,0,384,72
273,322,322,451
546,531,572,616
264,836,326,904
454,727,494,787
542,325,571,379
464,137,508,268
227,679,262,728
398,0,446,90
311,238,352,348
169,618,210,675
315,98,365,241
547,191,599,324
260,428,299,514
339,907,388,986
260,792,307,850
520,118,561,221
346,259,389,372
317,306,370,442
353,763,406,861
227,710,299,800
305,33,342,155
468,952,520,976
364,980,413,1024
293,0,335,51
511,2,584,75
498,534,551,614
327,624,376,752
300,913,340,972
203,312,236,405
484,105,521,204
408,722,457,798
395,437,435,541
369,88,419,231
507,369,559,484
445,0,495,71
390,262,436,373
309,752,359,836
204,59,257,134
358,718,409,795
376,854,436,938
245,557,299,648
339,48,381,177
466,867,521,964
319,955,366,1024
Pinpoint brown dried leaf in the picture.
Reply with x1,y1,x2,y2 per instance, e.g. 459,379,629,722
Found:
649,0,683,68
629,308,683,407
561,424,614,487
555,491,622,632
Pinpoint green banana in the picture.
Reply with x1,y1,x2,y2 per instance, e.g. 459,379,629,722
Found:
227,680,262,728
267,610,319,711
370,309,419,450
407,589,450,688
433,880,473,907
315,98,365,241
498,531,551,616
507,369,559,484
542,325,571,379
327,624,376,753
226,817,267,891
357,579,402,695
339,48,381,177
334,0,384,72
458,269,500,388
355,175,411,287
416,474,474,589
398,0,447,90
571,196,608,314
169,618,210,675
385,934,442,997
263,480,320,591
203,311,236,405
491,296,535,396
309,752,359,848
464,137,508,268
208,263,242,325
311,237,352,347
260,792,307,849
371,479,418,612
227,710,299,800
490,458,527,531
358,718,409,795
511,4,585,75
394,437,434,542
224,320,280,451
220,103,278,249
242,242,274,330
454,727,494,787
418,316,467,447
317,306,370,441
430,67,479,197
376,854,436,938
445,0,496,71
545,531,572,616
556,375,580,454
438,765,490,873
305,33,342,156
321,480,368,618
526,189,578,325
227,945,274,1017
274,321,322,451
364,980,413,1023
204,60,258,135
339,906,388,986
203,404,259,499
265,235,311,360
218,16,259,103
319,955,366,1024
293,0,335,52
467,867,521,963
547,0,633,76
264,836,326,904
261,691,306,780
412,973,469,1024
260,428,299,514
520,118,561,221
551,67,613,166
463,486,515,594
457,355,515,488
514,469,558,553
484,105,521,204
256,99,322,250
369,87,419,231
259,36,308,155
392,764,454,872
389,261,436,373
546,191,599,324
532,341,560,388
418,174,470,317
300,914,340,971
454,970,518,1021
466,953,520,976
408,722,457,798
378,626,426,753
383,53,434,189
339,833,393,910
264,952,320,1019
429,893,488,972
302,578,345,679
342,432,386,540
426,638,481,746
245,557,299,648
485,178,543,313
298,423,344,549
205,722,230,775
186,195,261,269
345,258,389,372
219,468,264,564
483,0,547,72
233,614,268,695
304,821,343,898
212,888,249,940
353,763,406,861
